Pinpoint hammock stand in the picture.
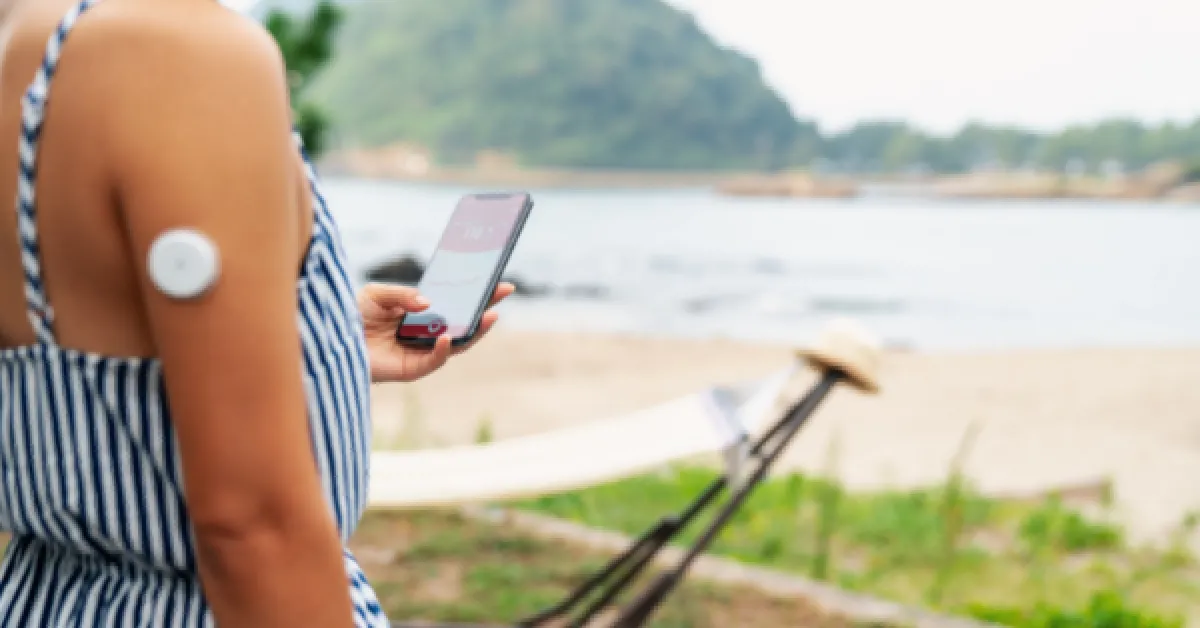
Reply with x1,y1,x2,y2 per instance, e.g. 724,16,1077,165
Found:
385,320,880,628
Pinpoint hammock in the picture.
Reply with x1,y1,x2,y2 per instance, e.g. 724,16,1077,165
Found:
369,319,880,511
368,366,798,510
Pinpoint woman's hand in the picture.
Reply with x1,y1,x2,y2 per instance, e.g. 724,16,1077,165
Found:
359,282,515,383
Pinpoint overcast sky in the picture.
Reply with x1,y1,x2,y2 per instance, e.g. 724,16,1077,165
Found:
224,0,1200,134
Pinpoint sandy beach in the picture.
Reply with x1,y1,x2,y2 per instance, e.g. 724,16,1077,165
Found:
371,331,1200,547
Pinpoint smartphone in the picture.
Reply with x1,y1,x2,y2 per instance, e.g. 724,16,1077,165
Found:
396,192,534,348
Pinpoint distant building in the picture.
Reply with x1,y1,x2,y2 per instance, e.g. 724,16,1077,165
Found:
474,150,520,172
328,142,432,178
377,143,432,176
1100,159,1125,180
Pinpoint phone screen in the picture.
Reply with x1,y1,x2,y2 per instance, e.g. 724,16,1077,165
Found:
398,193,529,342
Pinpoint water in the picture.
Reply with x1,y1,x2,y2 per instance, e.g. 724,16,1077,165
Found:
323,178,1200,351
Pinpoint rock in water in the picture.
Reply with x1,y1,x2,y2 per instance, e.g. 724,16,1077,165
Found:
365,254,425,284
506,277,551,298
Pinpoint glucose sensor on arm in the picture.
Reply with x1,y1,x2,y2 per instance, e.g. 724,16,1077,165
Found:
147,229,220,300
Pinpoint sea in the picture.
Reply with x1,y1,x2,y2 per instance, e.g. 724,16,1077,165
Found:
322,177,1200,352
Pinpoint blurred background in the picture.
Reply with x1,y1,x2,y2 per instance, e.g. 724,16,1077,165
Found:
230,1,1200,626
242,0,1200,352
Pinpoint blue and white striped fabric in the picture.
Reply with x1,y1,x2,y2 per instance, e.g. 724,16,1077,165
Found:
0,1,388,625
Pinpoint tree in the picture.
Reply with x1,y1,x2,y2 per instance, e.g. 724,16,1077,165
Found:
303,0,817,170
263,1,344,157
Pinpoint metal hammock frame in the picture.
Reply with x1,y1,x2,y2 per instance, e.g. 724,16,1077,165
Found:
391,368,847,628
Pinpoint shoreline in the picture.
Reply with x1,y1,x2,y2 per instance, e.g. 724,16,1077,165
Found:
372,330,1200,548
318,154,1200,203
318,161,743,190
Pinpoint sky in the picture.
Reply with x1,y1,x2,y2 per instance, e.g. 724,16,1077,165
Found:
226,0,1200,135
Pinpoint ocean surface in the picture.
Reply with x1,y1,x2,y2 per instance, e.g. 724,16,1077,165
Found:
322,177,1200,351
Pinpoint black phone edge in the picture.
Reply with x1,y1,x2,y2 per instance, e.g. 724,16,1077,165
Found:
395,193,535,349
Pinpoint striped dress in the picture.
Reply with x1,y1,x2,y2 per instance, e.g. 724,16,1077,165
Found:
0,1,389,626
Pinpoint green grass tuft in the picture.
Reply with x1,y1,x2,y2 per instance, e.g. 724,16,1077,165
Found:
513,464,1198,624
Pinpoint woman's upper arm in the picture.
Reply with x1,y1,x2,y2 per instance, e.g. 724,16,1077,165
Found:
101,10,324,527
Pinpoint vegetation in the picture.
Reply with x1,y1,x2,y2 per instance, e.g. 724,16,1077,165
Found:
262,0,345,157
256,0,1200,175
820,119,1200,176
968,591,1185,628
350,510,880,627
282,0,819,170
0,514,878,627
514,467,1199,626
1181,159,1200,184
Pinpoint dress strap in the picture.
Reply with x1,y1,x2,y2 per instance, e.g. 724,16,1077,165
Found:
14,0,100,345
293,129,342,251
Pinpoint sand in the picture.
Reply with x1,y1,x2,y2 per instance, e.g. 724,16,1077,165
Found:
371,331,1200,547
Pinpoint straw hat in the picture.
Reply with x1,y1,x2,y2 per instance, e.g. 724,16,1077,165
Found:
797,318,882,394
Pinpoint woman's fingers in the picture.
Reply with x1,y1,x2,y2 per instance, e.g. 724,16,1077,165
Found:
456,283,511,349
489,282,516,306
367,281,507,320
421,335,454,372
453,310,500,355
361,283,429,315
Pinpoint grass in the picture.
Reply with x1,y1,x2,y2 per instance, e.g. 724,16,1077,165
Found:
373,399,1195,624
3,392,1184,626
351,509,885,627
0,512,886,627
513,466,1200,626
2,478,1190,627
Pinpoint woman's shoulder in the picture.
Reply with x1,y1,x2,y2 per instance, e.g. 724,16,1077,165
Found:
22,0,299,174
63,0,287,87
4,0,287,110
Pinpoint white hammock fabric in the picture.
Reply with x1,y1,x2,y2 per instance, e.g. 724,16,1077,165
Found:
368,366,799,509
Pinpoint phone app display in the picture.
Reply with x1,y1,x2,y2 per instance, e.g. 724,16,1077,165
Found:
399,195,525,340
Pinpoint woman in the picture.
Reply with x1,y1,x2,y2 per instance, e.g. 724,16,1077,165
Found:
0,0,510,626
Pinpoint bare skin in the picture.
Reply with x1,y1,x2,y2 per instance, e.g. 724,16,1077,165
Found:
0,0,510,625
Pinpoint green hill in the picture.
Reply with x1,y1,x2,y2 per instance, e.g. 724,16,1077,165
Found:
287,0,817,170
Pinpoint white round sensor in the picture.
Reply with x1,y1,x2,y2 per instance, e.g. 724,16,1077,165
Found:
147,229,220,300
